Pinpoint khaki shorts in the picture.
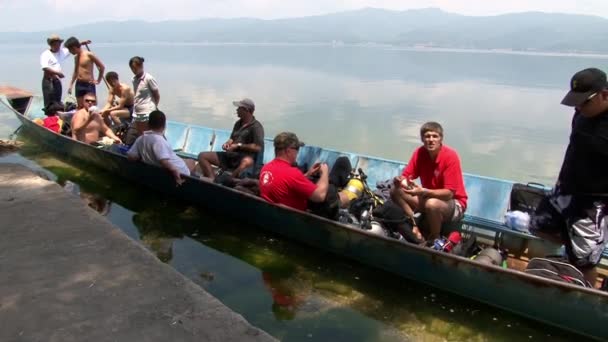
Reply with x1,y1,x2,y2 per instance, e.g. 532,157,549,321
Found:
449,200,465,222
133,114,149,122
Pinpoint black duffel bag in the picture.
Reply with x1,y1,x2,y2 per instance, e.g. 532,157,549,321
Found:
510,182,550,214
372,200,423,244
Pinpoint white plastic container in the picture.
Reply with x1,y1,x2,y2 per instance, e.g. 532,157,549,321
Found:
504,210,531,233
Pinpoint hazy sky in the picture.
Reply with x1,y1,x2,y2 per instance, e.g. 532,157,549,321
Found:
1,0,608,32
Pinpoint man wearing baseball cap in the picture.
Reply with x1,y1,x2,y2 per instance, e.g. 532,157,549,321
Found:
197,98,265,181
259,132,330,212
40,34,90,108
535,68,608,286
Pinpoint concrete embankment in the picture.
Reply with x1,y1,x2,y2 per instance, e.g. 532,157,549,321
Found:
0,163,276,342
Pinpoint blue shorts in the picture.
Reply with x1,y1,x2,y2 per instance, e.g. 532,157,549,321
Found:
75,80,96,98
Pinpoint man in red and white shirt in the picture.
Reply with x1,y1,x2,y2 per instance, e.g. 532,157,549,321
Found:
259,132,330,212
391,122,468,241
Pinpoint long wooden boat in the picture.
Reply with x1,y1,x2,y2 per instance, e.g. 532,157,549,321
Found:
2,88,607,340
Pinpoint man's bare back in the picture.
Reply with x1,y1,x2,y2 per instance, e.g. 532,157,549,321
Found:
111,82,135,107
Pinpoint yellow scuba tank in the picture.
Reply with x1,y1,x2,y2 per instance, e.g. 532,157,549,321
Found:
341,174,365,201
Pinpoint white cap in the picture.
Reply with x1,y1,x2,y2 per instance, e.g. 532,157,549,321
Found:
232,98,255,112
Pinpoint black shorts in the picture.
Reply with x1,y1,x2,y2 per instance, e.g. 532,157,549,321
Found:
75,80,96,98
217,151,253,170
308,184,340,220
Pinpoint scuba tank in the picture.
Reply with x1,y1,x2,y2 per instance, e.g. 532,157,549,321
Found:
341,168,384,206
341,173,365,201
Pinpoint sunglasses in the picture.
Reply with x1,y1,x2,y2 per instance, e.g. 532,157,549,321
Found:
84,99,96,103
288,145,300,151
580,92,598,107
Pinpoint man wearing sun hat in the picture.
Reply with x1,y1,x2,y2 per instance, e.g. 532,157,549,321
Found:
197,98,265,181
534,68,608,286
40,34,91,108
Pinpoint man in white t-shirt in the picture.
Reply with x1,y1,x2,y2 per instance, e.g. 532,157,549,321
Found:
40,34,90,108
127,110,196,185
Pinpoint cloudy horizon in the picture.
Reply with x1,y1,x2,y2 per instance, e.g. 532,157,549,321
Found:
1,0,608,32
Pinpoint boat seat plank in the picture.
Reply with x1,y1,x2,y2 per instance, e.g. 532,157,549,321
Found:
355,156,405,191
262,138,275,164
211,129,232,152
318,149,359,171
183,126,215,155
296,145,322,169
459,175,545,241
463,174,513,223
165,121,190,151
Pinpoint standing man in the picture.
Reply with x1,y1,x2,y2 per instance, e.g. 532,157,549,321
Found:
71,92,121,145
101,71,135,127
129,56,160,138
391,122,468,241
39,34,90,108
65,36,105,108
536,68,608,285
197,98,264,181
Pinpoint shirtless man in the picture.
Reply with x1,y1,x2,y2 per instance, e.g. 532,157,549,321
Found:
40,35,91,108
71,93,122,145
64,36,105,108
101,71,135,126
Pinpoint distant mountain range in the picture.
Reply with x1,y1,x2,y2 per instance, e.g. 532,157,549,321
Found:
3,8,608,54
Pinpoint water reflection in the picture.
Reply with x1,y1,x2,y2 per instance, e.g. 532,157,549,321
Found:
61,180,112,216
0,44,599,186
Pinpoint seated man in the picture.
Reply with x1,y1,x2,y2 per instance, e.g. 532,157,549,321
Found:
71,93,122,144
259,132,352,219
101,71,135,127
127,110,197,185
390,121,468,241
198,98,264,181
41,102,64,133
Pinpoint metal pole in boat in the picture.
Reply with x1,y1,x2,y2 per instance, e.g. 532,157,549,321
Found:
83,43,110,90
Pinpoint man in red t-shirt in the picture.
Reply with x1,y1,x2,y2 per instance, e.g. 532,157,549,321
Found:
259,132,330,212
391,122,468,241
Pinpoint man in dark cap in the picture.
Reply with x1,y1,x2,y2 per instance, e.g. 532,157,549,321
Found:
197,98,264,181
536,68,608,286
259,132,329,211
40,34,91,108
258,132,354,219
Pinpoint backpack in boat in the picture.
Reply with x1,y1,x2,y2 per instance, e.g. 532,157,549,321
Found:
524,257,591,288
372,200,423,244
510,183,550,214
451,234,481,258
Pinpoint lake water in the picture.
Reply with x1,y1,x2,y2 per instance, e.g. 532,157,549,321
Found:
3,43,608,183
1,44,605,341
